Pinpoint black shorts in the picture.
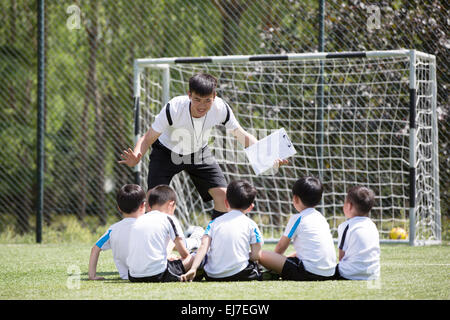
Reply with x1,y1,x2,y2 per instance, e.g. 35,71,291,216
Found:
147,140,227,202
128,259,185,283
333,264,349,280
204,260,262,282
281,257,334,281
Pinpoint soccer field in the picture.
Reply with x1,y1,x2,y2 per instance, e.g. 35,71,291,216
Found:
1,243,448,300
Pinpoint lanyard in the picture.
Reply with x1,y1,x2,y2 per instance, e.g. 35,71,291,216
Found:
189,102,208,148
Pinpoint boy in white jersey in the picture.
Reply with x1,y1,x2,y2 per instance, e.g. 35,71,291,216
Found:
88,184,145,280
334,186,380,280
259,176,336,281
127,185,193,282
180,180,263,282
119,73,287,220
144,188,204,255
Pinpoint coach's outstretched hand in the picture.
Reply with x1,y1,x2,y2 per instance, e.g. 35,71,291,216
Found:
118,148,142,167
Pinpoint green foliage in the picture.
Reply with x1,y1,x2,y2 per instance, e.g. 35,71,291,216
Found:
0,0,447,238
0,214,120,244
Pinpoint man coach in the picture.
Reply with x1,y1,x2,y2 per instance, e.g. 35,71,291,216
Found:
119,73,287,219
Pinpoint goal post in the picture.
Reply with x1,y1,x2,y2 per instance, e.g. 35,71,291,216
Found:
133,49,440,245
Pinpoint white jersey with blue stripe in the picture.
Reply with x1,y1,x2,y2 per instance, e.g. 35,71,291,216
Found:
283,207,336,277
95,217,137,280
204,209,263,278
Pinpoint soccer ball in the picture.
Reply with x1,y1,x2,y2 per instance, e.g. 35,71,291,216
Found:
389,227,408,240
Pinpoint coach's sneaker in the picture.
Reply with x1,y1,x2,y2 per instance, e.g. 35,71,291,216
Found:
185,225,204,238
184,226,204,252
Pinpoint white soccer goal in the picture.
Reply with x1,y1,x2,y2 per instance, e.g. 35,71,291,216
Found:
133,50,440,245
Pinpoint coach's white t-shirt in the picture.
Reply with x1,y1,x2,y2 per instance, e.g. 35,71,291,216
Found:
151,95,240,155
204,210,264,278
96,217,136,280
283,207,336,277
337,216,380,280
127,210,185,278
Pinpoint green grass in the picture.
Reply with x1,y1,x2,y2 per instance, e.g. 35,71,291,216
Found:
0,243,448,300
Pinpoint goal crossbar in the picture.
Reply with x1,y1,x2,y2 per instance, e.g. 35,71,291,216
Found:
135,50,435,69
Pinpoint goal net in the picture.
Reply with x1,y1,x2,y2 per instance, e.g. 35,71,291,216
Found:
133,50,440,245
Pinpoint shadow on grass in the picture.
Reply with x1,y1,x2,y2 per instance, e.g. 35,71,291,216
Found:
80,271,125,282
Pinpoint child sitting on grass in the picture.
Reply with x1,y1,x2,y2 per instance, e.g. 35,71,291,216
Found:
259,176,336,281
334,185,380,280
88,184,146,280
180,180,264,282
144,189,204,257
127,184,193,282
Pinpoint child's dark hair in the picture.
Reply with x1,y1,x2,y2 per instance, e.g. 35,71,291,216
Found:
346,186,375,215
189,73,217,96
147,184,177,207
292,176,323,207
116,184,146,214
226,180,257,211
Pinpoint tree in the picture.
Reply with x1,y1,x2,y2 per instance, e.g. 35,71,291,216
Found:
213,0,251,55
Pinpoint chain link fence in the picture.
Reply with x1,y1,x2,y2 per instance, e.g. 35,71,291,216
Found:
0,0,448,239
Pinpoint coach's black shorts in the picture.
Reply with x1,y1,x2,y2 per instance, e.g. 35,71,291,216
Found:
281,257,334,281
204,260,263,282
128,259,185,283
147,140,227,202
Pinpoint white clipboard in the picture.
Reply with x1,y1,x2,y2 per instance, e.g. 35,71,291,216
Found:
244,128,296,175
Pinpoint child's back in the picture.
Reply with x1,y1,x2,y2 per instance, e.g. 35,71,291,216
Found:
180,180,263,282
335,185,380,280
285,207,336,277
337,216,380,280
205,209,263,278
259,176,336,281
96,218,136,279
89,184,146,281
127,210,184,278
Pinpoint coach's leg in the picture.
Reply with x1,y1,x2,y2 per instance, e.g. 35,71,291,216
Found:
259,251,287,274
208,187,228,217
